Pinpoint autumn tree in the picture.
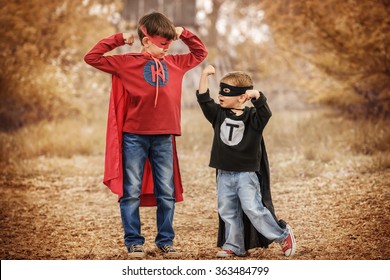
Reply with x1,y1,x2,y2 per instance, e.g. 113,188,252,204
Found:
257,0,390,117
197,0,389,117
0,0,121,131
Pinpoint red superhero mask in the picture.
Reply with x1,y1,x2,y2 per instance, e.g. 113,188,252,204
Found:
140,26,172,50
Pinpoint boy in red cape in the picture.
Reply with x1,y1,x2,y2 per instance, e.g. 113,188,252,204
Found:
84,12,207,258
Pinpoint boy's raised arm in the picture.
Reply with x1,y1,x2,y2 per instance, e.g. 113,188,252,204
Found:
172,28,208,70
250,91,272,131
84,33,130,75
196,65,219,124
198,65,215,94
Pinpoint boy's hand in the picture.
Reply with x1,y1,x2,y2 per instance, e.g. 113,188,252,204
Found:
175,27,184,40
245,89,260,100
122,33,134,45
202,65,216,76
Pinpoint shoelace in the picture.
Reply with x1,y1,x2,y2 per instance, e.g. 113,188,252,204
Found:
280,240,289,250
160,245,175,252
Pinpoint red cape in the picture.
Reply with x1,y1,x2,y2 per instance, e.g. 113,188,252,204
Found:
103,75,184,205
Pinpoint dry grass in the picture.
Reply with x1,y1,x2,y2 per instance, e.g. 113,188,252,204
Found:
0,119,105,162
0,106,389,260
264,109,390,179
2,103,389,172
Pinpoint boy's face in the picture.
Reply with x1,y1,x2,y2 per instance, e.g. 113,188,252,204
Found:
218,94,241,108
218,81,246,108
140,26,172,58
148,39,171,58
148,36,172,50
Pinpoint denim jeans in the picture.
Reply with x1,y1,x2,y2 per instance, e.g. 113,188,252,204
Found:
120,133,175,248
217,170,289,255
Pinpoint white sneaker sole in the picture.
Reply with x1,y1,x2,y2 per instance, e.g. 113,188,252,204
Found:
129,252,145,258
216,252,234,257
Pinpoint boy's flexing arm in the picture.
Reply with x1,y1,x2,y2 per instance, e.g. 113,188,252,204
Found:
84,33,132,75
171,28,208,71
198,65,215,94
196,65,219,124
248,89,272,131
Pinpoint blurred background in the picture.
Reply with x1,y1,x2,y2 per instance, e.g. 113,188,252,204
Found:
1,0,389,261
0,0,389,163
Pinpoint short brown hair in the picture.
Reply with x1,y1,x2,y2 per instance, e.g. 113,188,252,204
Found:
220,71,253,87
137,12,176,43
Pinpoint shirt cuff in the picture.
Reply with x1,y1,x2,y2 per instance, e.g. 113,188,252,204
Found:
251,92,267,107
196,89,211,102
116,33,126,46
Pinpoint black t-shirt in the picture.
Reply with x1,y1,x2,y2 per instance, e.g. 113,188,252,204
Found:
196,89,272,172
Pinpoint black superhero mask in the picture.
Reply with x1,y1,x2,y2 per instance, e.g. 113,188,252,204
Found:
219,82,253,96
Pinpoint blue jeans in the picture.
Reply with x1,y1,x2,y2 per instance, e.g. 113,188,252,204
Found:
217,170,289,256
120,133,175,248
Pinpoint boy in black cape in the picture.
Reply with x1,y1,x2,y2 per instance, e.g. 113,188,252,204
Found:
196,65,296,257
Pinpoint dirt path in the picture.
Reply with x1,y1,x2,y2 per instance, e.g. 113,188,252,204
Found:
1,109,389,260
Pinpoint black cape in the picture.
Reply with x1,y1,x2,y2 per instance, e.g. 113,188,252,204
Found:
217,138,287,250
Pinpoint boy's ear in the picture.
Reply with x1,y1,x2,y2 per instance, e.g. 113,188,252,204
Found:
142,37,150,47
239,94,247,103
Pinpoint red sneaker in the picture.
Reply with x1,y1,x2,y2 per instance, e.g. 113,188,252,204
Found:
216,249,235,258
280,225,296,257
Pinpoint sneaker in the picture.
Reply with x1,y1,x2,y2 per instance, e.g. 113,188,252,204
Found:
158,245,178,255
127,244,145,258
216,249,235,258
280,225,296,257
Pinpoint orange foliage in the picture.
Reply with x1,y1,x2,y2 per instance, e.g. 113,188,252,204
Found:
0,0,120,131
205,0,389,117
258,0,390,117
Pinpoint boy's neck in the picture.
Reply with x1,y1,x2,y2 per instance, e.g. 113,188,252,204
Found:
229,107,245,116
